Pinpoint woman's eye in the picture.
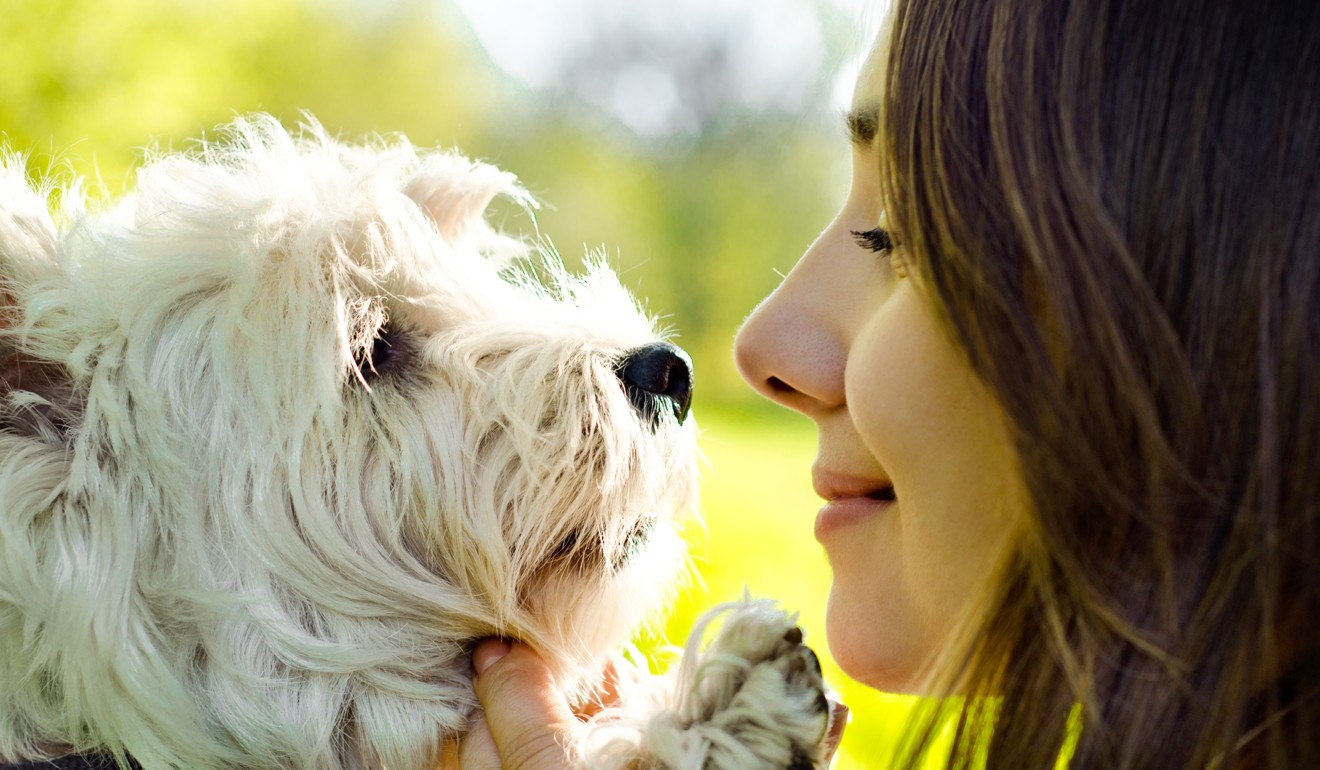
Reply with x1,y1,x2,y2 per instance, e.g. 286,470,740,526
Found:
850,227,909,278
851,227,893,253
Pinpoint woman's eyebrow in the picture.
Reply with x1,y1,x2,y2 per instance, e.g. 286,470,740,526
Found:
847,104,880,147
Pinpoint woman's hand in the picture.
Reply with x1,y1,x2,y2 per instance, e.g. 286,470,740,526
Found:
455,639,582,770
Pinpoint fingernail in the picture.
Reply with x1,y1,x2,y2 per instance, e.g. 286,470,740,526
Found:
473,638,512,675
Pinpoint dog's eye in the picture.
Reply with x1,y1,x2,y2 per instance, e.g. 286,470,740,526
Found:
355,324,409,380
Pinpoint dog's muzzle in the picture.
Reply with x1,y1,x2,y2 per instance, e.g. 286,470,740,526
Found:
615,342,694,426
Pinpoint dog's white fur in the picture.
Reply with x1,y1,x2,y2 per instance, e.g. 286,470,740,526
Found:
0,117,831,770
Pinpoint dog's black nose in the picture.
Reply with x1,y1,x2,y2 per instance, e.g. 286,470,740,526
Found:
615,342,694,425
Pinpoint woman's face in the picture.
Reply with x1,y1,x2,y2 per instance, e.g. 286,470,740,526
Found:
733,46,1024,693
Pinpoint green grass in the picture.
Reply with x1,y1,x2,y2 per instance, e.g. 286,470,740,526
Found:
637,403,925,769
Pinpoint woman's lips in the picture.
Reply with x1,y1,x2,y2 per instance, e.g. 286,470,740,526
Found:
815,494,895,539
812,467,895,540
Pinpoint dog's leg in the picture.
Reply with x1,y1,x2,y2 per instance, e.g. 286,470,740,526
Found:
583,599,840,769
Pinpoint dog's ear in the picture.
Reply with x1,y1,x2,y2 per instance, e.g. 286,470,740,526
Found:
0,155,76,445
403,154,538,265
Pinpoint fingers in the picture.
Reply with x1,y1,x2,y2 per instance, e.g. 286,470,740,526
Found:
462,638,580,770
454,712,501,770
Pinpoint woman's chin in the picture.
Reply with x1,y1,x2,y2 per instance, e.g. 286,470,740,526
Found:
825,590,932,694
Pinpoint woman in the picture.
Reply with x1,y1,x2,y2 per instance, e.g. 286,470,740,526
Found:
463,0,1320,767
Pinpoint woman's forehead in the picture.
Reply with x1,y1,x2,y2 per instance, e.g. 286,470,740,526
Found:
849,31,890,145
855,10,894,105
853,45,887,111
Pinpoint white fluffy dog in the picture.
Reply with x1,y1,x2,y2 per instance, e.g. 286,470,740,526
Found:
0,118,836,770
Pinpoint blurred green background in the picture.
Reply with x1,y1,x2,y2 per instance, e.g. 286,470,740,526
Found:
1,0,918,766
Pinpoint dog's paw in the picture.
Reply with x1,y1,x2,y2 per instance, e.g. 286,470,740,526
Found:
659,599,841,769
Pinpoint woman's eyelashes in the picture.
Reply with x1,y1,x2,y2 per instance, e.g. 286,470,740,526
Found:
851,227,893,253
851,226,910,279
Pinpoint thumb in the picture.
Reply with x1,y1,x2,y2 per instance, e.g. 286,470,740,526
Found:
462,638,580,770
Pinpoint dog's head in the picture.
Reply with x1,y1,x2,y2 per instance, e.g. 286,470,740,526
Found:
0,116,698,769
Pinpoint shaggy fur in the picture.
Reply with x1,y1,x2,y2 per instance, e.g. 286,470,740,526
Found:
0,117,834,770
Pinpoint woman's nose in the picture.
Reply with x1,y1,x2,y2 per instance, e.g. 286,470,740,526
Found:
733,250,848,416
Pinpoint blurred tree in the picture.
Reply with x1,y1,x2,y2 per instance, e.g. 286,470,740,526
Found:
0,0,496,186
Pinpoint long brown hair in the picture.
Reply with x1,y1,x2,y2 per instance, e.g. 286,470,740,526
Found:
876,0,1319,766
